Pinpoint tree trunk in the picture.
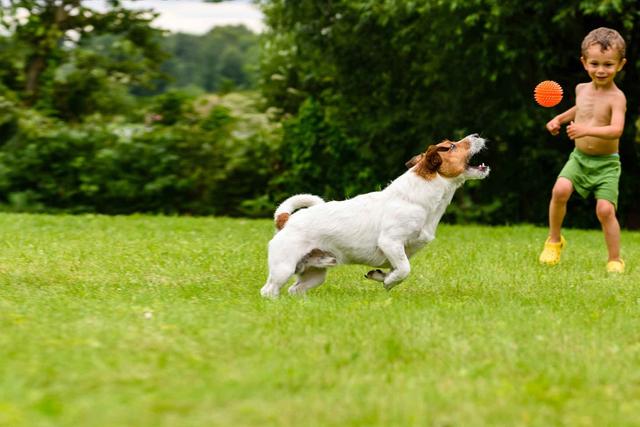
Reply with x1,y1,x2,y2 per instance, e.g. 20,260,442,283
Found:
23,2,72,103
25,55,46,102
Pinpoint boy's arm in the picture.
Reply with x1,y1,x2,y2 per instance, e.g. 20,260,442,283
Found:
547,84,582,135
554,106,578,124
546,106,576,135
567,94,627,140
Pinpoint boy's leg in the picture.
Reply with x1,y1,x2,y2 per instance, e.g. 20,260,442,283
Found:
540,178,573,265
548,178,573,241
592,155,622,272
595,199,621,262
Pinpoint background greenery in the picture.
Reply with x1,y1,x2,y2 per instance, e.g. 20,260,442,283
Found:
257,0,640,228
158,25,259,94
1,214,640,426
0,0,639,227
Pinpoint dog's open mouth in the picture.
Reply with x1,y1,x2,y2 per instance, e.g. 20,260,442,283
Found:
467,162,488,172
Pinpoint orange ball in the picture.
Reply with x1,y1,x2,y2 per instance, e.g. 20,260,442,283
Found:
534,80,563,107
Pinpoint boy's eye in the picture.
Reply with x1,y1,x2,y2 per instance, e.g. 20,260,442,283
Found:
588,61,616,67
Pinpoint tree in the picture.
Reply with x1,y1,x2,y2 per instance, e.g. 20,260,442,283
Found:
0,0,167,119
258,0,640,228
160,25,259,94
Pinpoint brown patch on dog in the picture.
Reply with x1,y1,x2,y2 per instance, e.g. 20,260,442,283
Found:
405,154,424,169
275,213,290,230
437,159,466,177
437,140,468,178
410,138,473,179
412,145,443,180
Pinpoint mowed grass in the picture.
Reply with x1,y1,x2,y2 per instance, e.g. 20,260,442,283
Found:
1,213,640,427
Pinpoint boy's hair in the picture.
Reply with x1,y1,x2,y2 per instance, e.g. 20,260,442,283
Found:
581,27,626,59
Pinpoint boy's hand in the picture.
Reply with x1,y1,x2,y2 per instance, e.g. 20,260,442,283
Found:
566,121,588,140
546,118,561,135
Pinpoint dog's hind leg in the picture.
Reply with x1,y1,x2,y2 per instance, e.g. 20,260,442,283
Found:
377,238,411,290
288,268,328,295
295,249,337,273
261,262,296,298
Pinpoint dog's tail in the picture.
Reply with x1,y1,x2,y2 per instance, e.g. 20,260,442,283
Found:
274,194,325,230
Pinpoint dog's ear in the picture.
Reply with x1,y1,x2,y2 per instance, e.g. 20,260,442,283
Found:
423,145,443,173
405,154,424,169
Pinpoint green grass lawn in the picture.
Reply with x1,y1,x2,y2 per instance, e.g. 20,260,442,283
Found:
1,213,640,427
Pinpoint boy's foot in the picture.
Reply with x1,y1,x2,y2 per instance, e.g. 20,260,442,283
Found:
539,235,567,265
606,259,625,274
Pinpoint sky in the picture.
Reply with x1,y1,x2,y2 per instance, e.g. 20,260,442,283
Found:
84,0,265,34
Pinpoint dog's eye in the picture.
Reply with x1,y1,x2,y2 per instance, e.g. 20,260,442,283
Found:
437,144,457,152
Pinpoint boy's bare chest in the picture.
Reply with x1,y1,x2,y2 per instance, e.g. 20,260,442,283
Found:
575,92,612,124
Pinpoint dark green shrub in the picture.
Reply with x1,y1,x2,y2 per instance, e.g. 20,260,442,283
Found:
270,98,374,202
0,96,19,142
0,94,281,216
259,0,640,228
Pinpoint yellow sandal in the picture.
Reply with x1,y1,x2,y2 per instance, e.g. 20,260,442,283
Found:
539,235,567,266
606,259,625,274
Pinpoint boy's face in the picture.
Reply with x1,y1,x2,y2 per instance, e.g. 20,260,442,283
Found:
581,45,626,87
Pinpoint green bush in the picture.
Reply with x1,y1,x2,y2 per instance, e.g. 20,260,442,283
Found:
270,98,373,202
0,93,281,216
0,96,19,142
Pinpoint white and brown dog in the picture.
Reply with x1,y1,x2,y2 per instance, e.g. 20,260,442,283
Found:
260,134,489,297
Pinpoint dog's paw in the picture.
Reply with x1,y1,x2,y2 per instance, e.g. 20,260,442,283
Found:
383,281,400,291
260,284,280,298
288,283,305,296
365,269,386,282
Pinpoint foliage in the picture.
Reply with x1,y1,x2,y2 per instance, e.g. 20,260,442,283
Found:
159,26,260,94
0,92,281,216
270,98,374,201
2,215,640,425
2,0,639,225
0,94,19,141
0,0,167,120
0,1,270,216
258,0,640,228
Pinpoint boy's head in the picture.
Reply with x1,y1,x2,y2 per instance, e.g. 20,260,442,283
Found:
581,27,626,60
580,27,626,85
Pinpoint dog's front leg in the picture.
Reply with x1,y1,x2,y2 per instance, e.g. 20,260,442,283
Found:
377,237,411,290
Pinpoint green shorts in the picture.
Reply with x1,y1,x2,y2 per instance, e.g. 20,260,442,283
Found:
558,148,621,209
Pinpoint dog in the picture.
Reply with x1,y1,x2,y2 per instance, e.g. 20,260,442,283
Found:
260,134,490,297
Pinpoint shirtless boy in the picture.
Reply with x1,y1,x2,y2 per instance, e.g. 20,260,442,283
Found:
538,27,627,273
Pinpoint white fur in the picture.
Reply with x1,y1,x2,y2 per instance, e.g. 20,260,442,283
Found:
274,194,324,220
261,134,490,297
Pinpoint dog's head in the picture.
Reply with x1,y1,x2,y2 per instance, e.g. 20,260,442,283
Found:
406,134,490,181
